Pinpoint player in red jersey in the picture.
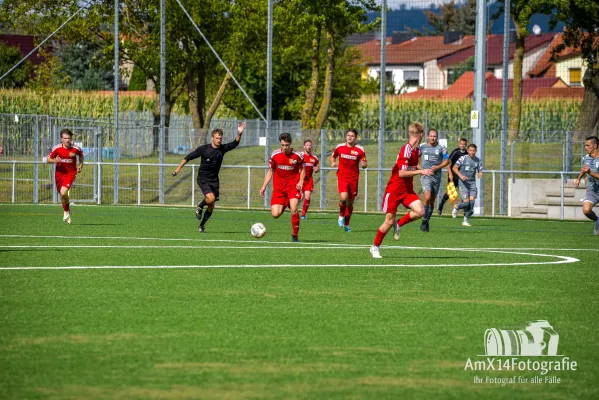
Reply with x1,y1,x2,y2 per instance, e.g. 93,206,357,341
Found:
370,122,433,258
260,133,305,242
330,128,367,232
300,139,319,219
46,129,84,225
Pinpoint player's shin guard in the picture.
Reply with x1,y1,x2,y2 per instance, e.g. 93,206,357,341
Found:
302,199,310,216
345,206,353,226
292,213,300,236
339,201,347,217
584,210,598,221
374,229,387,246
398,212,414,227
201,210,213,226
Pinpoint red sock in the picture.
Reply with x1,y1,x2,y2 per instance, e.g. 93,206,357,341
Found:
292,213,300,236
374,229,387,246
398,212,413,227
302,199,310,216
344,206,353,226
339,202,346,217
62,202,69,212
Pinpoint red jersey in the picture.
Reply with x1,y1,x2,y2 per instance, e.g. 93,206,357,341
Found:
332,143,366,180
300,152,319,180
269,149,304,191
385,142,420,193
48,144,83,175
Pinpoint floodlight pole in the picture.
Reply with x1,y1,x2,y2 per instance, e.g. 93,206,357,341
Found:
265,0,273,207
113,0,120,204
378,0,387,210
500,0,511,215
159,0,166,204
472,0,487,215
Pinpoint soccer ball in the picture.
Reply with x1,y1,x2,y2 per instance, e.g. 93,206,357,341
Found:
251,223,266,238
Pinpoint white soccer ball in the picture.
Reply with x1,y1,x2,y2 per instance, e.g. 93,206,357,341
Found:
250,223,266,238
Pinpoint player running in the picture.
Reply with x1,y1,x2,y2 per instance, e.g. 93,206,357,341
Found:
300,139,319,219
260,133,305,242
452,143,483,226
438,137,468,216
370,122,433,259
330,128,367,232
172,122,245,232
574,135,599,235
418,128,449,232
46,129,84,225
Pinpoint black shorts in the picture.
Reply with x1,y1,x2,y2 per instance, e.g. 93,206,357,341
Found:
198,178,220,201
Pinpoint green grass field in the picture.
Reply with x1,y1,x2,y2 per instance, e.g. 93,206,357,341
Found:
1,204,598,399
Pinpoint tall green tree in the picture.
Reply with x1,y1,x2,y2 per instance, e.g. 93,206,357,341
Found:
549,0,599,137
56,41,113,90
0,43,34,88
411,0,477,36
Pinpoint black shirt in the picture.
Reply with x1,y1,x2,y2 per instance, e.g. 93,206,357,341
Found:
184,140,239,181
448,147,468,168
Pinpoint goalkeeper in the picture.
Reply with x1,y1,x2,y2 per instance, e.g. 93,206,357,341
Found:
437,137,468,216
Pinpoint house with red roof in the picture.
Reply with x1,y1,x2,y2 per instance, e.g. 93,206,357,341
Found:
528,34,587,87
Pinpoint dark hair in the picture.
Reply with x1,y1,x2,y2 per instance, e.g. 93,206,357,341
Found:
468,143,477,150
346,128,358,136
459,137,468,143
60,129,73,138
303,139,312,145
585,136,599,146
279,133,292,143
428,129,438,136
211,129,224,137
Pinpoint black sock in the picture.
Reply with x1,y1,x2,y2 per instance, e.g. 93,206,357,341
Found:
439,193,449,209
465,202,475,218
198,199,207,209
423,206,430,221
457,201,470,210
428,206,435,220
585,211,598,221
200,210,212,226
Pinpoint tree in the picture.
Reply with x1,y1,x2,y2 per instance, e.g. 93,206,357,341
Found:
411,0,477,36
447,56,474,85
0,42,34,88
549,0,599,138
56,41,113,90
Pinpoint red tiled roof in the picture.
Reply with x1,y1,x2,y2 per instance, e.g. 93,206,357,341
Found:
356,35,476,65
398,71,494,99
528,34,581,77
438,33,555,68
485,77,565,98
531,87,585,99
0,34,47,65
399,89,446,99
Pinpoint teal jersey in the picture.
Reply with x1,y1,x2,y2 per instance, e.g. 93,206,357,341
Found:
455,154,483,182
419,143,448,179
582,155,599,193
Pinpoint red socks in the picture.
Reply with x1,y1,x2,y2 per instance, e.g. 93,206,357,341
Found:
398,212,413,227
344,206,353,226
292,213,300,236
62,202,70,212
302,199,310,216
374,229,386,246
339,202,347,218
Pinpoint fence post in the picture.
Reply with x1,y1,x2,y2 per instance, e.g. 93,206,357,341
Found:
565,131,573,173
191,165,195,207
97,162,102,205
137,163,141,206
492,171,496,217
364,169,368,212
320,129,327,210
33,115,39,204
560,172,564,220
11,161,16,204
247,166,251,209
510,140,519,183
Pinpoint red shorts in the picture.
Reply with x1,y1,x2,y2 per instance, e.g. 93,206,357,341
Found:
55,173,76,191
337,177,358,199
271,185,302,206
303,178,314,193
381,191,420,214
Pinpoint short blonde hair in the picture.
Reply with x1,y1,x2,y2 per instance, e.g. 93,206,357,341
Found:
408,122,424,135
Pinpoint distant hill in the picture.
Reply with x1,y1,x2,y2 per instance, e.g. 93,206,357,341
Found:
367,3,564,36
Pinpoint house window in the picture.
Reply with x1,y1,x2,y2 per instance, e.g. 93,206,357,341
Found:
569,68,581,86
378,70,393,82
403,70,419,87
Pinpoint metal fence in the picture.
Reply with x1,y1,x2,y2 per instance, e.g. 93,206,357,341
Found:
1,160,593,221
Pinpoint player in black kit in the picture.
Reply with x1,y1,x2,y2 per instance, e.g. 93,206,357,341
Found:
172,122,246,232
437,137,468,215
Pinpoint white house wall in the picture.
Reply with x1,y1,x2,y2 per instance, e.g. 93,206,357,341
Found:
367,66,424,93
556,58,587,87
494,43,551,79
424,60,444,90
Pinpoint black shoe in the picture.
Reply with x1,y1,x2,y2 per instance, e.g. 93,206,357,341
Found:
291,235,299,242
425,221,430,232
437,206,442,215
198,225,205,233
420,221,427,232
196,205,203,220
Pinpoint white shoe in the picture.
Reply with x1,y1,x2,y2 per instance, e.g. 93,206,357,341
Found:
393,223,401,241
64,211,71,225
452,207,458,219
594,219,599,236
370,245,382,258
338,216,344,227
462,218,471,227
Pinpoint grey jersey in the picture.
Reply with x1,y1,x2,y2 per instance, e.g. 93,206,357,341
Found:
582,155,599,193
455,155,483,182
419,143,448,179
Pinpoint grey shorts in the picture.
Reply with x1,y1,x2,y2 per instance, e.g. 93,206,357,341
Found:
583,190,599,206
421,175,441,197
458,180,477,200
